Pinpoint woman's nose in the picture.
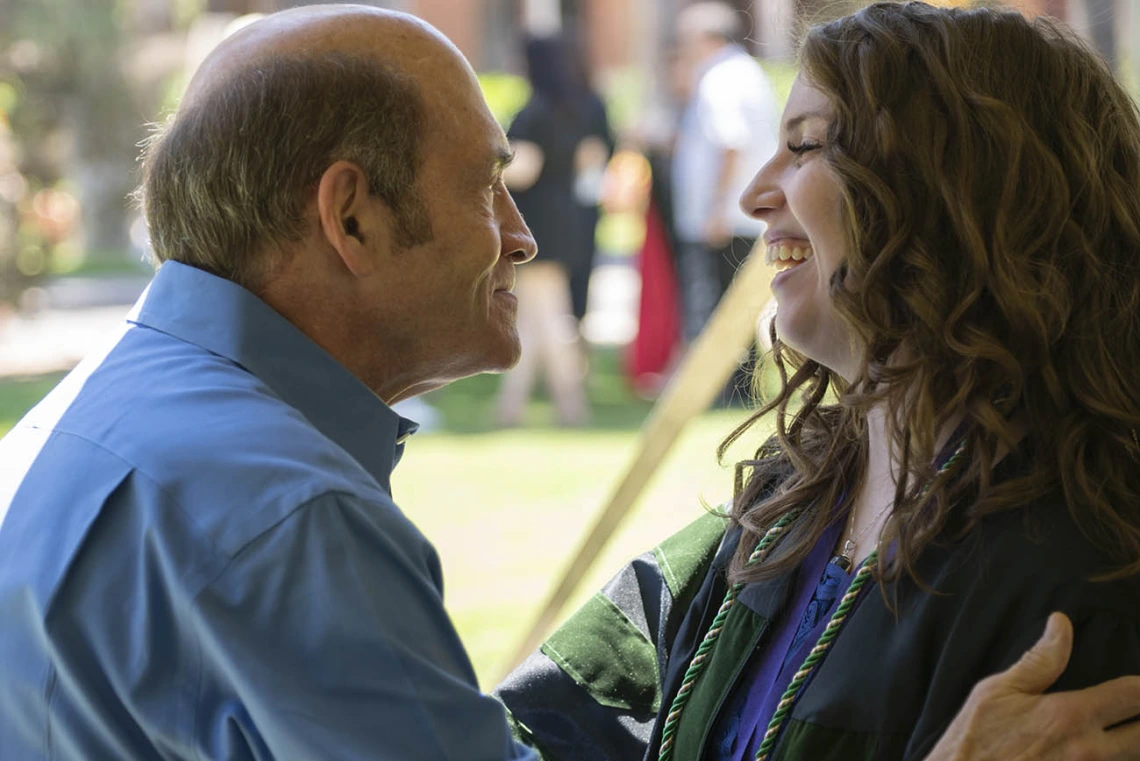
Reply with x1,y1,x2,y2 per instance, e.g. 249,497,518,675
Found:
739,158,784,223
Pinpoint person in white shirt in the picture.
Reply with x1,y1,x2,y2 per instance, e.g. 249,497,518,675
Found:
672,1,780,351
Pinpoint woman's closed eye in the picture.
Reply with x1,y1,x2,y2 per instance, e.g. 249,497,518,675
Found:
787,140,822,155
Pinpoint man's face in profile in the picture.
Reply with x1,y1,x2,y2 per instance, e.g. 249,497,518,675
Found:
366,62,536,389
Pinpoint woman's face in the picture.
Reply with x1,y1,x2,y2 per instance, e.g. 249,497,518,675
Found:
740,75,857,379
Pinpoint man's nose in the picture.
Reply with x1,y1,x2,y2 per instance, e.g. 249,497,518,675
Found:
501,191,538,264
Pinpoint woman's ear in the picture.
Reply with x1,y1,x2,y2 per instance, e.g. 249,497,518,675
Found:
315,160,390,278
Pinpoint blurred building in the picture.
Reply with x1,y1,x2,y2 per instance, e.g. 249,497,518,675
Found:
176,1,1140,117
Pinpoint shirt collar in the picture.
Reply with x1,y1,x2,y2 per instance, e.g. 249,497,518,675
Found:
130,261,417,493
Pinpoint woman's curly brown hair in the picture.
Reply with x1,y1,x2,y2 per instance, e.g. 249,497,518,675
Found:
721,1,1140,590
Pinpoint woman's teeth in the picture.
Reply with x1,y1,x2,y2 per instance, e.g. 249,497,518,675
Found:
765,243,813,271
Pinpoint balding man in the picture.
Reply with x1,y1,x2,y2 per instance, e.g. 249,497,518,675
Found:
0,6,536,760
0,6,1137,761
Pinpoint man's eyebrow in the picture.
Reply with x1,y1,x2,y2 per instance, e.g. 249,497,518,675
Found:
784,110,831,132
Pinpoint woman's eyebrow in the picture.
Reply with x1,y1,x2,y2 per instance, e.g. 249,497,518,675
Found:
784,110,830,132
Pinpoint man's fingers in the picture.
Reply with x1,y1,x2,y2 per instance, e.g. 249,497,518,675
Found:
1104,715,1140,761
1070,675,1140,728
999,612,1074,694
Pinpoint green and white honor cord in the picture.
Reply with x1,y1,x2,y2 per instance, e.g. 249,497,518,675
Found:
657,511,800,761
751,550,877,761
658,439,968,761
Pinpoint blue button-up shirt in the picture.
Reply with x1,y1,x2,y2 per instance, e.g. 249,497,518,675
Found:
0,261,536,761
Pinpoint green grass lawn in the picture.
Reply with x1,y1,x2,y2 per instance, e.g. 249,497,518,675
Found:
394,407,766,686
0,373,64,431
0,350,776,688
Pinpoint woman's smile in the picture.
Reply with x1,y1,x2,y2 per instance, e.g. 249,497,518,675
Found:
765,241,814,274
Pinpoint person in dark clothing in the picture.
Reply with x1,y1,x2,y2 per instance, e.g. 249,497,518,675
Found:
497,36,593,426
496,4,1140,760
567,83,614,323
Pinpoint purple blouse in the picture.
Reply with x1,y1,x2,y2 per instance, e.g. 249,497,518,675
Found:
711,519,853,761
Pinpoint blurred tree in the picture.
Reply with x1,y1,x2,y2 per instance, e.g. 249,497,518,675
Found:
0,109,24,311
134,0,175,35
67,0,146,263
2,0,149,268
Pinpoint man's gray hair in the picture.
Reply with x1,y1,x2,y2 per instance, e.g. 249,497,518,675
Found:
678,1,743,43
137,52,431,291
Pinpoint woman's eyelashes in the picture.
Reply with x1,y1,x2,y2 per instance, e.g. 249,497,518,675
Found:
787,140,823,155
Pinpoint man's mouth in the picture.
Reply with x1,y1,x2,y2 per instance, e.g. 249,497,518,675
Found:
493,287,517,305
765,243,813,272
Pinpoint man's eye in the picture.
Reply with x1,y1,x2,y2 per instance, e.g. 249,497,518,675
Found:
787,140,822,155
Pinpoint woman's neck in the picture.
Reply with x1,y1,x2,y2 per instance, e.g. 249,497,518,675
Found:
840,406,968,566
842,403,1026,566
863,405,968,491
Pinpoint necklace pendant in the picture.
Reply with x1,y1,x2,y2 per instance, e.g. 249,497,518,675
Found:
829,540,856,573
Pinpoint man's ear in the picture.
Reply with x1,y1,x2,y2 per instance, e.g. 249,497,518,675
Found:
315,160,390,278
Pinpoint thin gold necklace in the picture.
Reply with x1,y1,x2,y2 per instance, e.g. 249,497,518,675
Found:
831,498,891,573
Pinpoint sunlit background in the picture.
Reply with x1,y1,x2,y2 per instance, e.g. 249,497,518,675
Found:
0,0,1136,686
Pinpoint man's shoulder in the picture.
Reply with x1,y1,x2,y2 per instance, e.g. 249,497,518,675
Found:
21,322,392,552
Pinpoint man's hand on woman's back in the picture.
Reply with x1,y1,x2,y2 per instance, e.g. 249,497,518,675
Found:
927,613,1140,761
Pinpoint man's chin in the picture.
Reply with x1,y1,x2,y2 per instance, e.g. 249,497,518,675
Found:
488,343,522,373
459,336,521,377
489,330,522,370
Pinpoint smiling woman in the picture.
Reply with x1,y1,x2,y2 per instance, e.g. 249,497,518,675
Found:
496,4,1140,761
741,78,854,377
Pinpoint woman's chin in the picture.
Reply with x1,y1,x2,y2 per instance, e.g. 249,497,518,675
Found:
773,316,854,376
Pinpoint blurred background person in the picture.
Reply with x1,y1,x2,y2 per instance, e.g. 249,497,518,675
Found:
566,40,614,333
497,35,593,427
672,1,780,403
618,45,692,397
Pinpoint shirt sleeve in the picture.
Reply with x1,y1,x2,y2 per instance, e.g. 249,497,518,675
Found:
188,491,537,761
495,512,731,761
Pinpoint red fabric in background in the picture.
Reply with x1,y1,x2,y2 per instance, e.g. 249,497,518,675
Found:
626,198,680,397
